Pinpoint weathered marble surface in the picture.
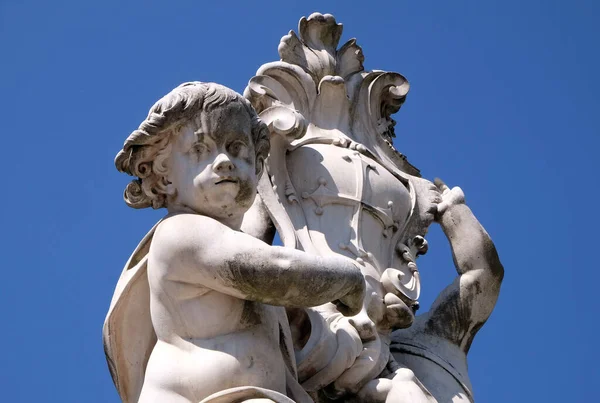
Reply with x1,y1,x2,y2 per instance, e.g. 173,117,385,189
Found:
104,13,503,403
390,181,504,402
104,82,365,403
242,13,503,403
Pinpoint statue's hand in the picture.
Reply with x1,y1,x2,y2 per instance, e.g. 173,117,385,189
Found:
434,178,465,220
383,292,414,330
334,268,366,317
416,179,443,230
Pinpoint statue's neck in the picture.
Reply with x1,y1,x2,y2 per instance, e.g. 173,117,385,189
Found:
166,204,243,231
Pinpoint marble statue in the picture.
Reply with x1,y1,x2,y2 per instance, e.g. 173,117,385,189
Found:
389,180,503,402
104,82,366,403
241,13,504,403
104,13,503,403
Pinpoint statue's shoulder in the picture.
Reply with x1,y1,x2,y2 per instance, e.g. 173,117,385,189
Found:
152,213,222,256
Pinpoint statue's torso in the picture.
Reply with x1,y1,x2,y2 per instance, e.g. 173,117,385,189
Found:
142,270,291,402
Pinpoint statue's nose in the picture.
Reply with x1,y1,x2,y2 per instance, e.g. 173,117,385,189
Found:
213,153,234,173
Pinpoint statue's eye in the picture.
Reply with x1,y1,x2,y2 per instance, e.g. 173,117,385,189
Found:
228,140,248,157
192,143,208,154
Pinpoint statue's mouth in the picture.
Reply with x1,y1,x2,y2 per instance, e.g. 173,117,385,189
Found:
215,177,238,185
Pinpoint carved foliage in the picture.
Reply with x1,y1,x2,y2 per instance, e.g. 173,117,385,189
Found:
244,11,415,171
278,13,364,84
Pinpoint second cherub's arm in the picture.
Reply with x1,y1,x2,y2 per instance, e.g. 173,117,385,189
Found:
150,213,365,315
423,180,504,353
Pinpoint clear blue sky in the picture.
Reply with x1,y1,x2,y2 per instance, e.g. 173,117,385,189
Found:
1,1,598,402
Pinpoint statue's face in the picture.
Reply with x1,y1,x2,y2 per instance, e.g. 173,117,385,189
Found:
167,103,258,222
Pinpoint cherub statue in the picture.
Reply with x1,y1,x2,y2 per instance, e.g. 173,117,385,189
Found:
103,82,365,403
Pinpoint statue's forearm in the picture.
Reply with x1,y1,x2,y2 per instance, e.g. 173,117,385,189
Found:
223,245,364,309
422,202,504,350
439,204,504,279
155,215,363,311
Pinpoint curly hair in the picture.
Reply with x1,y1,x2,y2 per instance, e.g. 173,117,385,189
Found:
115,82,271,209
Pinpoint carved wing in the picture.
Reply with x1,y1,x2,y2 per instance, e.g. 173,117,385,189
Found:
103,223,159,403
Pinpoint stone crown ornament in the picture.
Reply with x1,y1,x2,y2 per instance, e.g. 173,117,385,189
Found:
245,12,419,176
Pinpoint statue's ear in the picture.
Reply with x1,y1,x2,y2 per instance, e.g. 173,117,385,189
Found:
163,171,175,196
255,156,265,179
165,181,175,196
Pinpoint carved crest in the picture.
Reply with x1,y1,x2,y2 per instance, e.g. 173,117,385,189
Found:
245,13,436,307
245,13,418,177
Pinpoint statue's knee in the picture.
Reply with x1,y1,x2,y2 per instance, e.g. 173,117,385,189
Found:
356,379,393,403
393,367,417,382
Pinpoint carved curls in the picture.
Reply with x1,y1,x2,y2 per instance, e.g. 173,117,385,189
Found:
115,82,270,209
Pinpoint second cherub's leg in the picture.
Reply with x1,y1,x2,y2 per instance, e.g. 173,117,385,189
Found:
384,366,438,403
351,357,438,403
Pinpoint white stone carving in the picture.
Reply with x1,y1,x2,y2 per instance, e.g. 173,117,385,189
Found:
243,13,503,402
243,13,437,399
104,13,504,403
390,181,504,402
104,82,365,403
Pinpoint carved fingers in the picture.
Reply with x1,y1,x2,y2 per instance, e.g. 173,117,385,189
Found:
434,177,450,194
333,298,360,317
335,275,366,317
383,292,414,330
434,178,466,219
418,180,443,229
298,313,363,392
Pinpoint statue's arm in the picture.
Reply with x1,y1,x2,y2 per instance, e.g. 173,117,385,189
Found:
150,214,364,315
424,180,504,353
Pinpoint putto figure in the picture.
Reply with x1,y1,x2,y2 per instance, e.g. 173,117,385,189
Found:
104,82,365,403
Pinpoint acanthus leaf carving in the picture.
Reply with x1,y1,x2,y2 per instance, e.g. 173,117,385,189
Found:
278,13,364,89
247,12,418,178
336,38,365,80
244,62,315,116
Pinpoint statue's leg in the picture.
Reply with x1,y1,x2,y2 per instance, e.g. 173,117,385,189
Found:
350,358,438,403
384,367,438,403
198,386,296,403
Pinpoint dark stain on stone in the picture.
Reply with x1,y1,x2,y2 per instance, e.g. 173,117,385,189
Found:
279,323,296,377
235,179,255,209
240,300,261,327
287,307,311,351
